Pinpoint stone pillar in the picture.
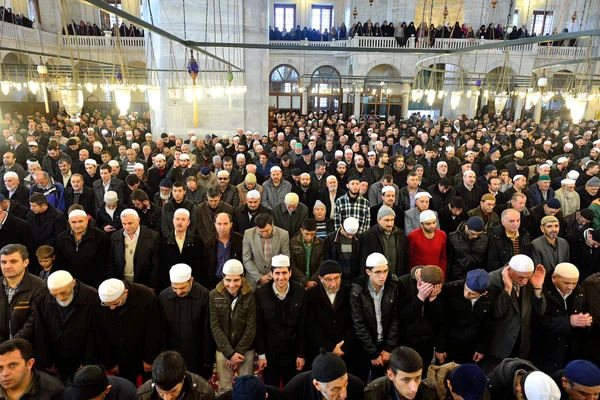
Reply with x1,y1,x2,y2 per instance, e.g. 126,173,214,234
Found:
353,93,361,118
243,0,269,134
514,96,524,121
121,0,140,18
402,93,409,119
301,91,308,115
469,95,479,119
533,99,542,123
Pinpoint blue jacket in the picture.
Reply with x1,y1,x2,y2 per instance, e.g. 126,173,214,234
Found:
30,182,66,212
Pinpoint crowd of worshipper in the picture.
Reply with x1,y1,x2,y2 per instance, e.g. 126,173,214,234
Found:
62,20,144,37
0,7,34,28
0,107,600,399
269,19,576,46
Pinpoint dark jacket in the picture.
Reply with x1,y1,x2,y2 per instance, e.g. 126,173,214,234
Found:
157,231,204,292
486,358,537,400
137,203,162,234
398,187,426,211
55,227,110,288
93,178,125,209
566,229,600,281
232,204,271,235
159,281,213,374
526,183,555,209
0,212,35,261
531,280,586,374
397,271,444,348
6,200,30,220
209,279,256,359
427,183,456,212
436,279,493,359
284,371,366,400
202,232,243,290
95,203,127,231
453,183,484,212
272,202,309,238
0,272,47,343
26,205,66,247
95,281,161,383
324,228,361,282
447,221,489,280
364,376,436,400
108,225,160,289
582,273,600,364
350,274,399,359
437,206,469,236
468,206,500,231
136,372,214,400
16,369,65,400
289,235,325,286
486,269,546,359
34,281,100,378
255,280,306,365
529,236,570,274
305,281,355,360
2,183,29,206
64,185,97,218
161,198,198,237
486,225,531,272
358,224,410,277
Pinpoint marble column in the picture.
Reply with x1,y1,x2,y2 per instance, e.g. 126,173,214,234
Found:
402,93,409,119
533,99,542,123
514,96,524,121
301,91,308,115
469,94,479,118
353,93,361,118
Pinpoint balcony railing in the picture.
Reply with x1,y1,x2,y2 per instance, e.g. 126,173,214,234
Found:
269,36,587,58
61,35,145,48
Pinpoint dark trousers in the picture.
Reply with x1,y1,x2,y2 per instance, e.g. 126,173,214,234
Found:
407,341,434,377
356,344,387,384
262,362,297,388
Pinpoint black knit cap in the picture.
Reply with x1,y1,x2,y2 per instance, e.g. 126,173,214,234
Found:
64,365,109,399
319,260,342,276
312,348,347,383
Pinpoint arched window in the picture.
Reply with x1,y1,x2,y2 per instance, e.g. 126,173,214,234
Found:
269,64,301,112
362,64,403,117
309,65,341,115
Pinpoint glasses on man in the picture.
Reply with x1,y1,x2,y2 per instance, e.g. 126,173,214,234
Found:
218,177,228,180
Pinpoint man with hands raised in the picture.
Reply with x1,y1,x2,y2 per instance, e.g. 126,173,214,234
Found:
482,254,546,373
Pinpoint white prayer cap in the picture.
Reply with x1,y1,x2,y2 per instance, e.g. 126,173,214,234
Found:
544,140,552,145
120,208,138,219
343,217,359,234
465,150,476,156
345,149,353,154
546,160,553,167
28,141,38,147
285,192,299,204
270,166,282,173
565,143,574,150
131,143,140,150
246,190,261,199
463,170,476,177
93,141,103,150
335,150,343,157
155,154,166,161
179,153,190,160
337,161,347,166
68,210,87,219
419,210,437,223
47,271,74,290
3,172,18,179
126,130,133,136
561,179,576,186
134,163,145,169
567,170,580,180
271,254,290,268
415,192,432,200
236,153,245,160
108,160,120,168
84,159,97,166
169,263,192,283
104,191,118,204
217,170,229,178
557,157,568,164
366,252,388,268
509,254,535,272
191,136,198,142
223,260,244,275
446,146,455,152
513,174,525,182
523,371,561,400
514,151,524,158
174,208,190,218
98,279,125,303
101,129,108,135
554,262,579,279
381,186,395,194
368,151,376,156
437,161,447,167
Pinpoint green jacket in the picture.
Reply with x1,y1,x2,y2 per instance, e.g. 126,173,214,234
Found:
289,234,325,285
209,279,256,359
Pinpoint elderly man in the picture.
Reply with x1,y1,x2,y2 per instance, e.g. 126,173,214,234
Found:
215,170,240,208
554,178,580,216
367,174,399,207
209,260,256,395
108,209,160,290
404,192,439,235
483,254,546,373
237,173,263,206
529,198,564,240
0,150,27,191
196,187,234,243
95,278,160,384
34,270,101,380
530,215,570,273
64,173,96,218
1,171,28,206
202,212,243,290
262,166,292,210
55,209,110,288
159,264,213,380
487,209,532,272
554,360,600,400
526,175,555,209
242,213,290,288
147,154,169,194
350,253,399,383
408,210,448,278
272,192,309,239
531,263,589,374
577,176,600,209
232,189,270,235
318,175,345,221
30,170,66,212
468,193,499,231
161,181,198,237
334,175,371,235
0,244,47,344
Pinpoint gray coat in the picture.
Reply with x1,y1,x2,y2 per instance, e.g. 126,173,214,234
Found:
196,201,234,243
529,236,570,273
272,202,309,238
403,208,439,235
261,179,292,210
367,182,400,207
487,268,546,359
242,225,290,288
92,178,125,209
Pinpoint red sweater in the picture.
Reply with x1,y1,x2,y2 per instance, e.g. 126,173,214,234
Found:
408,228,448,279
